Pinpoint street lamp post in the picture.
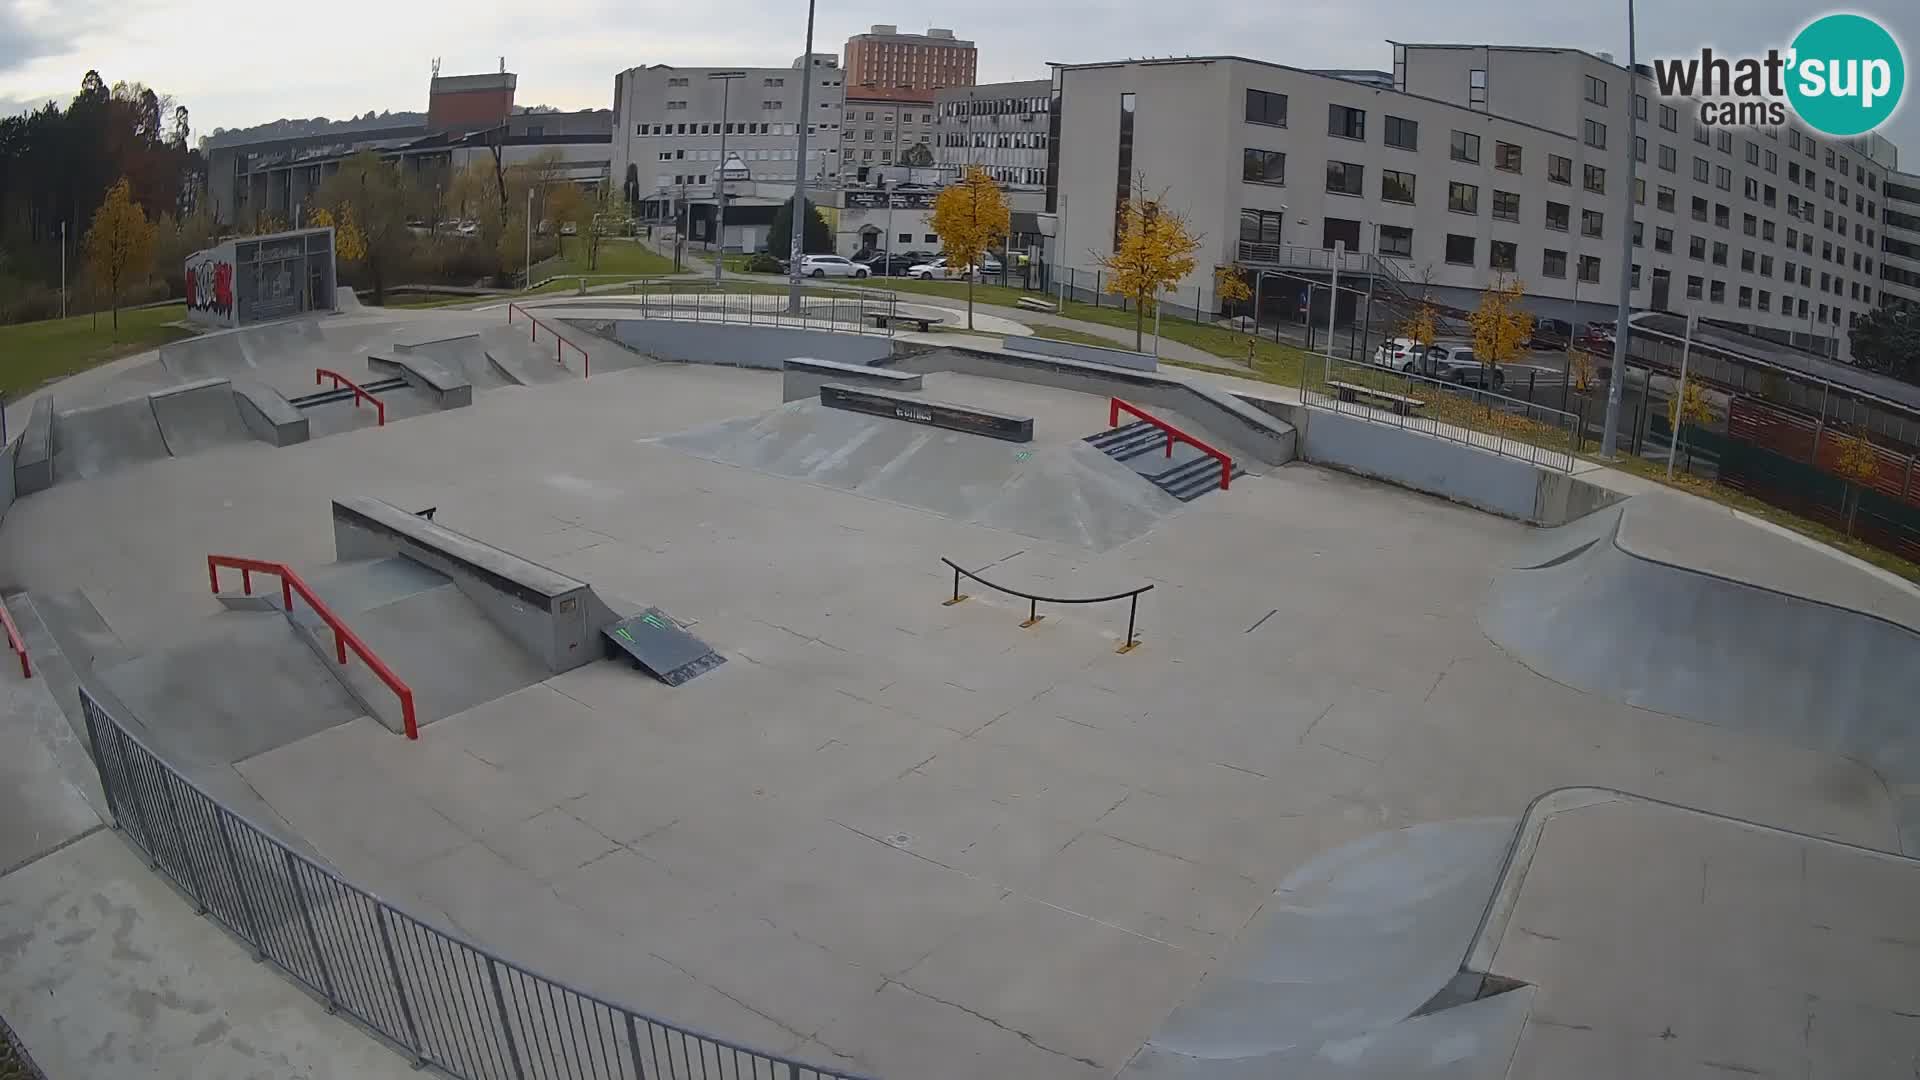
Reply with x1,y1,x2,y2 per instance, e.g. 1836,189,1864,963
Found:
1599,0,1642,457
786,0,818,313
525,187,534,288
710,71,746,286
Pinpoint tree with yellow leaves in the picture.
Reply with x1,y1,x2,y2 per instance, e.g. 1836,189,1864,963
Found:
83,178,157,336
1666,378,1714,474
1466,274,1531,388
930,166,1011,330
1830,430,1881,536
1214,264,1252,326
1099,183,1202,351
305,206,367,263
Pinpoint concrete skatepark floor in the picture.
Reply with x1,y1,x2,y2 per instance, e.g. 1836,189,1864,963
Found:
3,309,1919,1079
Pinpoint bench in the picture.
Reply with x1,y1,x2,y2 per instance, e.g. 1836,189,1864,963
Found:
1327,380,1426,416
1015,296,1059,313
865,311,942,333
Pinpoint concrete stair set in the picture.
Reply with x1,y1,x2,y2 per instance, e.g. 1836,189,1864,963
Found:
1086,420,1247,502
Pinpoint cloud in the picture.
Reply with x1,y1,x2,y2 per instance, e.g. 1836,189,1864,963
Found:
0,1,72,74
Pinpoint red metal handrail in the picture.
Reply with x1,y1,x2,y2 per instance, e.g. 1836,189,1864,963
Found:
0,599,31,678
507,301,591,378
208,555,418,739
315,369,386,425
1109,397,1234,491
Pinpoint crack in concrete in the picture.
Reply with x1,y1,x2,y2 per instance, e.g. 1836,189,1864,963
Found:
649,950,816,1045
883,979,1102,1069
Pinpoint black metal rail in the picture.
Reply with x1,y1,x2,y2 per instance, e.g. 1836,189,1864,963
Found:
940,557,1154,653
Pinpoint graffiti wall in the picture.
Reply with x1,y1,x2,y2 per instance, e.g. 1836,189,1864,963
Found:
184,242,238,328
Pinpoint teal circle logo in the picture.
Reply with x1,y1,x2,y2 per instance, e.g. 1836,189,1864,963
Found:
1786,14,1905,136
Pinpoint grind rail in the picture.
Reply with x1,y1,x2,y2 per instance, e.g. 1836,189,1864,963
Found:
940,557,1153,653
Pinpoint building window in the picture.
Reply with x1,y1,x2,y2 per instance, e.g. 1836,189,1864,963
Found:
1242,148,1286,186
1451,130,1480,164
1764,184,1777,206
1745,141,1761,165
1492,190,1519,221
1239,208,1285,246
1765,150,1778,173
1715,166,1732,191
1495,141,1522,172
1543,249,1568,278
1655,226,1674,252
1328,104,1366,140
1584,164,1606,194
1691,157,1710,183
1378,224,1414,257
1657,186,1675,212
1738,285,1753,308
1690,235,1706,260
1659,145,1677,172
1635,177,1647,205
1584,74,1608,105
1743,213,1758,236
1548,154,1572,185
1469,68,1487,109
1741,248,1756,272
1381,168,1416,203
1635,136,1646,163
1582,209,1604,238
1687,274,1704,299
1717,129,1733,153
1696,124,1711,146
1578,255,1602,283
1384,115,1418,150
1758,290,1771,312
1712,241,1728,266
1245,88,1288,127
1715,204,1729,228
1584,119,1607,149
1113,92,1136,248
1711,280,1727,303
1633,220,1644,246
1326,160,1365,196
1660,103,1679,131
1446,234,1476,264
1448,181,1479,214
1546,201,1570,231
1491,240,1517,271
1636,94,1648,120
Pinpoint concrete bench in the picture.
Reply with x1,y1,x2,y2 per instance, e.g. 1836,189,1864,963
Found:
864,311,942,333
1327,380,1426,416
1015,296,1059,313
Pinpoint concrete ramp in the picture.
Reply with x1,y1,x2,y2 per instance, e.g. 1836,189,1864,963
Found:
658,400,1183,550
148,378,253,455
1482,498,1920,850
51,396,171,481
396,333,514,391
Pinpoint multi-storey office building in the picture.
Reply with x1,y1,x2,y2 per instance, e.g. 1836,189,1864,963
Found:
1047,45,1900,362
843,26,976,92
843,86,936,183
611,57,845,251
1881,169,1920,312
934,79,1052,205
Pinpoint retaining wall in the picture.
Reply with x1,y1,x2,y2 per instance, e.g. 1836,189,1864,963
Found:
1003,335,1157,372
594,320,894,370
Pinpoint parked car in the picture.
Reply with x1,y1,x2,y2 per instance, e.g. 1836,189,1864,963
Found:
1414,342,1507,391
858,251,929,277
908,258,955,280
798,254,868,279
1530,318,1574,351
1372,337,1424,371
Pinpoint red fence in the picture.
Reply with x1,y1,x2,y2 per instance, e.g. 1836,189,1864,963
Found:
1109,397,1235,491
0,600,30,678
507,302,591,378
208,555,418,739
315,369,387,426
1728,398,1920,503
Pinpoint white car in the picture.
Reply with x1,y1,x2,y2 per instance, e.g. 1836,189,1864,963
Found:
908,259,954,280
799,254,868,278
1372,338,1422,371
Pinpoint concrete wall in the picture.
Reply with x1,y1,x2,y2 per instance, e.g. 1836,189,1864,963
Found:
781,357,922,402
893,347,1297,465
1004,335,1157,372
599,320,895,370
14,397,53,496
232,383,309,447
184,240,239,329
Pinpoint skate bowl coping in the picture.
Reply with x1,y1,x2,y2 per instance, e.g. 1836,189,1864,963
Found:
331,496,616,674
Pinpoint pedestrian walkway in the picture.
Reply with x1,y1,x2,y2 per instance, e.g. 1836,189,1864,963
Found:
0,670,413,1079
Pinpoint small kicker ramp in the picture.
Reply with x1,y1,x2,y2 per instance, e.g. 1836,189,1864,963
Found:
50,379,267,482
602,608,725,685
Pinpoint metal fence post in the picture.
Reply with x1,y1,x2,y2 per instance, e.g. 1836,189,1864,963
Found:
214,809,268,960
286,849,339,1010
487,958,529,1080
375,908,426,1066
626,1015,651,1080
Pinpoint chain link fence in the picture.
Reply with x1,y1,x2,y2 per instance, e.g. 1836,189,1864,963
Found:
80,685,868,1080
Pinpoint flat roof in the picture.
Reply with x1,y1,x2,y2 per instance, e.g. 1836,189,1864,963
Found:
1633,311,1920,415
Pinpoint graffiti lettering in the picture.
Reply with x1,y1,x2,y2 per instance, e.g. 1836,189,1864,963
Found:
186,258,235,317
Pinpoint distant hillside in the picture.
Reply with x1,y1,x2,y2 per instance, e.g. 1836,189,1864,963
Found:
204,104,566,148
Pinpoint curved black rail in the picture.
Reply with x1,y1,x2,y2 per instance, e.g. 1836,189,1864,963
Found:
940,557,1154,653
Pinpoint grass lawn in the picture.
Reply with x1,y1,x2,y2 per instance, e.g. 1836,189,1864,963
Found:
1030,325,1132,349
533,238,679,282
0,305,193,398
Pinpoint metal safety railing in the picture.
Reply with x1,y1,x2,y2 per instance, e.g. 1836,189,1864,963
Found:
208,555,418,740
940,557,1153,653
0,597,31,678
609,285,901,337
1301,353,1583,472
507,301,592,378
315,369,387,426
1109,397,1235,491
79,683,869,1080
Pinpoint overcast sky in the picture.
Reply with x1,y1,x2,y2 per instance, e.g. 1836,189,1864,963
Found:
1,0,1915,158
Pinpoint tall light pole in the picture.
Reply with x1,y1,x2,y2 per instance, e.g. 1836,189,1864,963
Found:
525,187,534,288
710,71,746,285
786,0,818,313
1599,0,1641,457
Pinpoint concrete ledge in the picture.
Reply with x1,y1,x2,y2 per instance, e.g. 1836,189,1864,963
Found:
232,382,310,447
1003,334,1157,372
368,354,473,409
782,356,922,402
331,496,613,673
820,383,1033,442
593,319,894,370
394,332,479,352
894,347,1297,466
14,397,53,496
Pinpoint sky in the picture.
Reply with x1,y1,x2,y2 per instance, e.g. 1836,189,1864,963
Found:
1,0,1915,159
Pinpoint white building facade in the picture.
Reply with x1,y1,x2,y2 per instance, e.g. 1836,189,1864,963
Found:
1047,47,1901,362
936,79,1052,203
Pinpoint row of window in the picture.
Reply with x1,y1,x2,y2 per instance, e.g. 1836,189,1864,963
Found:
665,76,785,88
939,96,1048,117
849,110,934,124
936,132,1049,149
638,121,803,136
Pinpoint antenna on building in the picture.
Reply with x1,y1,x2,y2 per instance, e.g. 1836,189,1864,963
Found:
499,56,506,74
431,57,441,77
